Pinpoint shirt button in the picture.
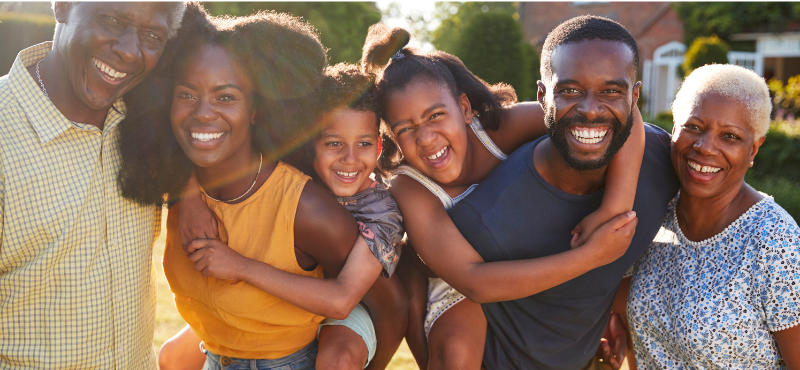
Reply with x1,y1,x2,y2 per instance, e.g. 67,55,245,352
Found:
116,294,123,303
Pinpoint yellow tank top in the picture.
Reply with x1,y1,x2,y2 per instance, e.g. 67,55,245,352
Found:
164,162,324,359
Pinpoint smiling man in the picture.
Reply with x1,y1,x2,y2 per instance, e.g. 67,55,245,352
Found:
0,2,185,368
448,16,680,369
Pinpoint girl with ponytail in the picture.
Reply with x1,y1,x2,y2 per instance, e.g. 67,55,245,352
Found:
362,24,646,369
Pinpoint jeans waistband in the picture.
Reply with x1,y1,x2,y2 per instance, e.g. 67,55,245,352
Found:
202,340,318,369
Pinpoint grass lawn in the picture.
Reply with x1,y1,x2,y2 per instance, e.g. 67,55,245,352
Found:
152,209,418,369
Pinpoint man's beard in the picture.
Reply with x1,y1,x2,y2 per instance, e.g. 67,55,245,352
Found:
544,104,633,171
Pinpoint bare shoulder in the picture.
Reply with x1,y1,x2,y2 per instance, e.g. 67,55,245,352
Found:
489,102,546,154
295,180,358,250
388,174,454,238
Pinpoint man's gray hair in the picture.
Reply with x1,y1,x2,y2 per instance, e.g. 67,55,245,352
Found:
163,2,187,39
51,2,187,39
672,64,772,138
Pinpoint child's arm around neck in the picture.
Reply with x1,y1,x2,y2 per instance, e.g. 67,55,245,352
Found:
570,106,644,247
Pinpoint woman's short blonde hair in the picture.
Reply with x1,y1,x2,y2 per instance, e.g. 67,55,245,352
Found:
672,64,772,138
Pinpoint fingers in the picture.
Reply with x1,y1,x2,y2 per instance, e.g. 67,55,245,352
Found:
576,232,590,248
597,338,614,367
187,239,212,254
609,211,637,231
609,354,622,369
189,247,206,263
180,231,192,254
570,233,580,249
191,250,207,270
609,313,628,361
618,215,639,235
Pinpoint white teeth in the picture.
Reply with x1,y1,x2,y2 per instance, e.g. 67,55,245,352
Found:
335,171,358,178
570,128,609,144
190,132,224,142
92,58,127,80
427,147,447,160
687,160,721,174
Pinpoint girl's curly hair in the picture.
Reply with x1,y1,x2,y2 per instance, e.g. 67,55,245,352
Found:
360,24,518,172
117,2,327,205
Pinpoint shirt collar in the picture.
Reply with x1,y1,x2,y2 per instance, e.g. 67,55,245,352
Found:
10,42,127,144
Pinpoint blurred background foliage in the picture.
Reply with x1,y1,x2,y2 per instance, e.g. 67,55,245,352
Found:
0,8,55,76
680,36,729,78
203,2,381,65
675,2,800,50
403,2,539,101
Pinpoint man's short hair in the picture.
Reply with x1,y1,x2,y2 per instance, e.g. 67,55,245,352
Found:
540,15,639,83
52,2,186,39
672,64,772,138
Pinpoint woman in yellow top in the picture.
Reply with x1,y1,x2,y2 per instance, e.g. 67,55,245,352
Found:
117,5,404,370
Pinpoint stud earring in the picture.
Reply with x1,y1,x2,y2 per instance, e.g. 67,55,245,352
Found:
749,160,754,167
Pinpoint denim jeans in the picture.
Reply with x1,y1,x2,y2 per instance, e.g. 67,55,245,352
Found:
201,340,317,370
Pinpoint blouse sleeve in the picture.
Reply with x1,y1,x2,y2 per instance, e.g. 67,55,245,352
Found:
341,183,404,278
756,212,800,332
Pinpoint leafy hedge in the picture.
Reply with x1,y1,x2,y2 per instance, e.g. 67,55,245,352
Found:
456,11,533,100
680,36,729,78
0,12,55,74
750,123,800,185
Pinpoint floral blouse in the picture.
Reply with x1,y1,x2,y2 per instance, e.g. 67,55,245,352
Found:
628,194,800,369
337,181,403,277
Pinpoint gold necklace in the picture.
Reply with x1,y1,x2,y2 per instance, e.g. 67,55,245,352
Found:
200,153,263,203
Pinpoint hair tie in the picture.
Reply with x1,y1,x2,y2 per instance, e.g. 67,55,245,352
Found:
391,50,405,61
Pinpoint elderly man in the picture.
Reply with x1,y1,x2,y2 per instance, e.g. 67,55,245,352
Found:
0,2,184,368
448,16,680,369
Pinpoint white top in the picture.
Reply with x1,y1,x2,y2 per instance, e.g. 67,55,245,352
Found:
394,117,507,209
628,193,800,369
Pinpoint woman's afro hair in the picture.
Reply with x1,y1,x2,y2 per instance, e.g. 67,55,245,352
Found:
117,2,328,205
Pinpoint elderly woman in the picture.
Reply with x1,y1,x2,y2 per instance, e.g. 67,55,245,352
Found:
626,64,800,368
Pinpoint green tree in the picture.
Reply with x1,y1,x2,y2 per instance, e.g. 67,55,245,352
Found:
522,42,541,88
456,11,532,100
675,3,800,46
681,36,729,77
431,2,518,54
204,2,381,64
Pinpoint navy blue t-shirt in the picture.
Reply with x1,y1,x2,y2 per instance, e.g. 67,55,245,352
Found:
449,124,680,369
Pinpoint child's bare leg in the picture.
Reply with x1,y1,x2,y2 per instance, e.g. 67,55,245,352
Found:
316,325,369,370
427,299,487,370
364,274,408,370
158,325,206,370
397,244,431,369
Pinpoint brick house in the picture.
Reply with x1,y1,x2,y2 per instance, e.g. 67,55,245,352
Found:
518,2,800,117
